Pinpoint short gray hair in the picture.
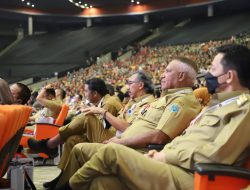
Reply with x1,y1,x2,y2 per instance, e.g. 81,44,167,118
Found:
136,71,154,94
174,57,197,83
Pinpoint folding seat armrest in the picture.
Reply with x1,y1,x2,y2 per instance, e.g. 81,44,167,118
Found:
147,144,165,150
36,123,61,128
195,163,250,179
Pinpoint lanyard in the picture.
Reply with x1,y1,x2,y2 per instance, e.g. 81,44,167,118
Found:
190,95,239,126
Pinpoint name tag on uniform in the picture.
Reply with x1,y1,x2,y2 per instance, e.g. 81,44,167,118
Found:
140,104,150,115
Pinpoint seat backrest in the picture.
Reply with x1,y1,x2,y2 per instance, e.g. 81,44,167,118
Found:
54,104,69,126
8,105,23,139
0,113,8,150
0,105,31,150
12,105,32,127
0,106,18,150
0,105,31,177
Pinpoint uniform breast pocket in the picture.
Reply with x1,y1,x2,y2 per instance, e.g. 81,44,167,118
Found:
143,105,165,124
199,114,221,127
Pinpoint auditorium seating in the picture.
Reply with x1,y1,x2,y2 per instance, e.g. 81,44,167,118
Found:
20,104,69,158
147,12,250,46
0,105,32,177
194,157,250,190
0,24,149,83
0,35,16,51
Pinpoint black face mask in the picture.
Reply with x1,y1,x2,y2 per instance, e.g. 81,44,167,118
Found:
205,72,219,94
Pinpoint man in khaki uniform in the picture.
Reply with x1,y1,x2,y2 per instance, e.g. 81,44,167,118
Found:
29,87,62,123
83,71,156,136
54,44,250,190
28,78,122,159
52,57,202,189
56,72,155,169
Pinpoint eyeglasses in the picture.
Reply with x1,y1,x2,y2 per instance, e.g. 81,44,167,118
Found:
126,80,140,85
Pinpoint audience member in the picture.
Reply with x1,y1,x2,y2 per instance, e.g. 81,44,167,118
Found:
54,44,250,190
10,82,31,105
47,57,201,189
0,78,13,105
28,78,123,159
29,87,62,123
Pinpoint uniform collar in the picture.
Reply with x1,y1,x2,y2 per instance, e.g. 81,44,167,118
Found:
97,94,110,107
163,87,193,95
133,94,152,103
210,90,250,105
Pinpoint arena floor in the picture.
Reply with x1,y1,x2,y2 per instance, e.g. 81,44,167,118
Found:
34,166,60,190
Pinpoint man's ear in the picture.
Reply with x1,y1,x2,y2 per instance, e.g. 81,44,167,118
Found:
93,91,98,97
226,70,234,84
178,72,185,81
139,81,144,90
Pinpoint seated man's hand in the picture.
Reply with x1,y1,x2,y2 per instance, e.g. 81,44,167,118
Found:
103,136,117,144
145,150,166,163
103,137,126,145
82,106,104,115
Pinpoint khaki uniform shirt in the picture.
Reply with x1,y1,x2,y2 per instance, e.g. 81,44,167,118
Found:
121,88,201,140
163,91,250,170
118,94,155,125
43,99,63,119
59,94,122,141
98,94,123,120
32,99,62,122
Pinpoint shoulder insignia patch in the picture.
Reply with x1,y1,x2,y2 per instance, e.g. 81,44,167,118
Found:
237,94,248,107
170,104,180,113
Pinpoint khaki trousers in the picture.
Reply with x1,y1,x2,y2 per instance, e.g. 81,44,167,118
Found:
58,113,115,169
56,143,194,190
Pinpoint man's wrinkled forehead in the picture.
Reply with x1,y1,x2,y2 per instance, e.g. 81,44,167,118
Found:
165,60,179,70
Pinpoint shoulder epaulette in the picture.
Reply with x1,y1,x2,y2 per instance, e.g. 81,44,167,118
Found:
236,94,249,107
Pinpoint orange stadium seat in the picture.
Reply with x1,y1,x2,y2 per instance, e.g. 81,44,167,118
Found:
53,104,69,126
0,113,8,151
20,104,69,159
194,156,250,190
0,105,32,177
0,106,20,151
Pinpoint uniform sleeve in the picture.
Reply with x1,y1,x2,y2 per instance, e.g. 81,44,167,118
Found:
192,106,250,165
43,99,62,114
163,102,250,169
103,102,121,117
117,107,126,120
156,95,200,139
